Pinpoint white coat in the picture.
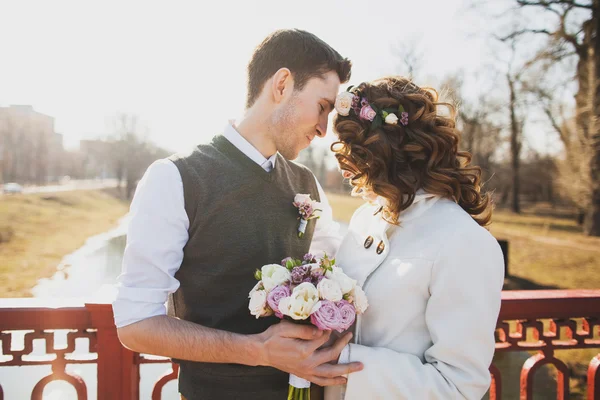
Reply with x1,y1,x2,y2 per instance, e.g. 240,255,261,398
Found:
325,192,504,400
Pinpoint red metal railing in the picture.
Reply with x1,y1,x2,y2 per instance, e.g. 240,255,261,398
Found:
1,290,599,400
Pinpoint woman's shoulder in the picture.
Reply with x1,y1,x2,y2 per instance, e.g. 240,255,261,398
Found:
428,199,504,270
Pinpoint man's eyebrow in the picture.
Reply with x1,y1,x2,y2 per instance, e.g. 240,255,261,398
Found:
323,98,335,110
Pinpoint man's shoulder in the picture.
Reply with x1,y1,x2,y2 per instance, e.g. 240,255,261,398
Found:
168,141,231,175
169,142,219,163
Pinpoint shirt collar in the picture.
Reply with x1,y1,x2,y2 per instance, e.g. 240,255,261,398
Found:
223,121,278,169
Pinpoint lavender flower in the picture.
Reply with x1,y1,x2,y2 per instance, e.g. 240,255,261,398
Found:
303,253,316,263
291,265,311,284
267,285,291,319
310,300,343,332
400,111,409,126
351,95,361,113
337,300,357,331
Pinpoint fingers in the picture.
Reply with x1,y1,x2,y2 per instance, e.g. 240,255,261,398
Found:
279,321,323,340
309,375,348,387
307,360,364,386
316,331,353,363
313,361,364,379
305,329,332,353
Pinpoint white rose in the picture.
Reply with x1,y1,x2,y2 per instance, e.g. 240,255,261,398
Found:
352,285,369,314
261,264,291,292
316,278,343,302
294,193,312,204
385,113,399,125
248,289,272,319
249,281,262,297
325,267,356,294
278,282,321,320
335,91,354,116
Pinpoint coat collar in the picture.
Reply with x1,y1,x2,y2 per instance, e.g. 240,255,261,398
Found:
371,189,441,237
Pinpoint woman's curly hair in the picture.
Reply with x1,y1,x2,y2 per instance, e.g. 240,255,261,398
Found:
332,76,492,227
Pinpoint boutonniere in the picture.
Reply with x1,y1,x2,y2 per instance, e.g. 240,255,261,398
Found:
293,193,322,238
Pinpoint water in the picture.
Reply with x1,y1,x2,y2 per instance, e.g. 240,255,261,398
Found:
1,215,179,400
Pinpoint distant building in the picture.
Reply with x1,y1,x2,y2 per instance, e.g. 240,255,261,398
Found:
0,105,64,184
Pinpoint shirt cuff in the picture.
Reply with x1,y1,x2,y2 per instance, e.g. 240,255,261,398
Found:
112,298,167,328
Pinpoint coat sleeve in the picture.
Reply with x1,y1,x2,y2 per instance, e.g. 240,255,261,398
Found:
343,226,505,400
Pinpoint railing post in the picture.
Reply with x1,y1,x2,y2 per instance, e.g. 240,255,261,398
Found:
86,303,139,400
589,354,600,400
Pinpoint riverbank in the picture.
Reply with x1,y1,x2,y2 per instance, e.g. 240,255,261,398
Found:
0,188,129,297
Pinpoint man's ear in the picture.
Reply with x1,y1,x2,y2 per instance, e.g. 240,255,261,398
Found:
270,68,294,104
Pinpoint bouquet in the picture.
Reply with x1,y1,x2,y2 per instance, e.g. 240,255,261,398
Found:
248,253,369,400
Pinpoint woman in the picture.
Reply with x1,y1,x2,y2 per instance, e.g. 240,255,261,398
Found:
325,77,504,399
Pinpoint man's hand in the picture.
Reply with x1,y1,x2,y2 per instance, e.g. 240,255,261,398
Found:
255,320,363,386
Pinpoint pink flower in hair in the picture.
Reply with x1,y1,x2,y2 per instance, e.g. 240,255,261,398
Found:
359,105,377,121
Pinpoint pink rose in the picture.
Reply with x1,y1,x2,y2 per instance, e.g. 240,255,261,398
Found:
359,105,376,121
310,300,343,332
267,285,291,319
337,300,356,331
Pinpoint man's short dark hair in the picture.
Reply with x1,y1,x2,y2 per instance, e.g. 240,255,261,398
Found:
246,29,352,108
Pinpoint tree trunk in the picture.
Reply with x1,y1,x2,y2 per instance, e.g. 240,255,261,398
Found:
586,0,600,235
508,74,521,214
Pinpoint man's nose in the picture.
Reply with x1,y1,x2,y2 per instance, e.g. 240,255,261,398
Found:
316,119,328,138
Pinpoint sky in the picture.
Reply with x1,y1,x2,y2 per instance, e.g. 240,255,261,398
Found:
0,0,559,156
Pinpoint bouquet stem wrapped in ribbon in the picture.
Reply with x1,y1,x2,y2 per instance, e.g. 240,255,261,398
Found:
249,254,369,400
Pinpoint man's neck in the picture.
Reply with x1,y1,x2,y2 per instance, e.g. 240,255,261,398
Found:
234,110,276,159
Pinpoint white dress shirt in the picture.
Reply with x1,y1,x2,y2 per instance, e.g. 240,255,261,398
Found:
326,194,504,400
112,123,341,328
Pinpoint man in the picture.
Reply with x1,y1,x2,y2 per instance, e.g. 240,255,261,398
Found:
113,29,363,399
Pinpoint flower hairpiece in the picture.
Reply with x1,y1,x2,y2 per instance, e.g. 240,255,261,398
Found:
334,85,409,131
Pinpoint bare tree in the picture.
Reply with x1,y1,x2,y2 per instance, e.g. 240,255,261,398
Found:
392,39,424,81
492,30,532,213
502,0,599,234
440,74,504,180
109,113,170,199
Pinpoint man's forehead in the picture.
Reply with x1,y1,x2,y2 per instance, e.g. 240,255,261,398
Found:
309,72,340,97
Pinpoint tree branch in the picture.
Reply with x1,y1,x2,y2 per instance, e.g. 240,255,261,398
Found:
517,0,592,10
498,29,554,41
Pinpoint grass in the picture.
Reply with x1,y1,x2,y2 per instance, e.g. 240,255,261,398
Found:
0,189,129,297
325,192,600,399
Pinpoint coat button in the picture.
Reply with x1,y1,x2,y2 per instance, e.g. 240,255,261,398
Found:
376,241,385,254
364,236,374,249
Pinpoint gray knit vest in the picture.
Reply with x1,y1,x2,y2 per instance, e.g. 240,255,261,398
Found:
167,134,320,399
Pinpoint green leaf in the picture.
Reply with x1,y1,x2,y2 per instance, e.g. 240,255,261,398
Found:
370,115,383,131
398,104,406,114
254,269,262,280
382,111,389,118
284,259,293,270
